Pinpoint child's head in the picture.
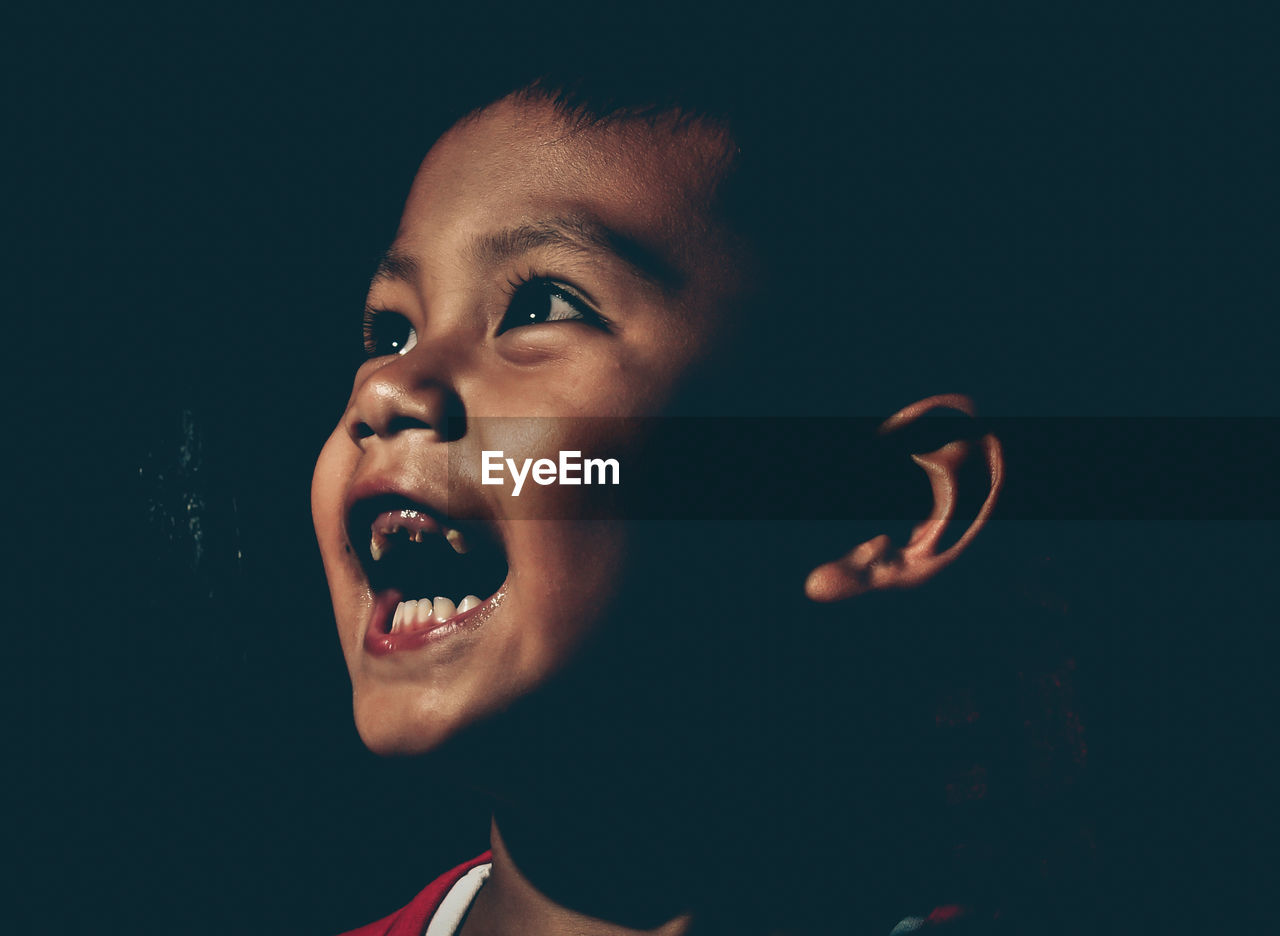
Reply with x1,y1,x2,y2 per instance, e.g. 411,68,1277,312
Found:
304,48,1104,928
311,76,1004,760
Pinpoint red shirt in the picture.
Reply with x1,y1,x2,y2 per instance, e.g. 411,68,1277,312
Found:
338,852,493,936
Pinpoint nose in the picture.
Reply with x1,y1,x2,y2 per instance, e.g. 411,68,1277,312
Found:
344,353,465,445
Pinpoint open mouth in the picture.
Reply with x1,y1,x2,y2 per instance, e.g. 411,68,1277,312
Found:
348,495,509,652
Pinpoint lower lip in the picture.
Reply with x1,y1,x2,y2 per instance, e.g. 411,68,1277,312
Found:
363,584,506,656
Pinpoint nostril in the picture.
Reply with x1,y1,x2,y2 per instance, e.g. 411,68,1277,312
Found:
441,396,466,442
387,415,433,435
352,386,465,442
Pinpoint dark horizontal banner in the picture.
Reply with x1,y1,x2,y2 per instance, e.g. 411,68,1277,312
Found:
431,416,1280,526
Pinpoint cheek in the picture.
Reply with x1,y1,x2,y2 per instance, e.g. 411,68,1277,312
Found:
312,427,368,665
470,342,686,421
503,520,628,680
312,425,356,566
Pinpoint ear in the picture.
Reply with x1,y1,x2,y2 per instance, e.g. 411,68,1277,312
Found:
804,394,1005,603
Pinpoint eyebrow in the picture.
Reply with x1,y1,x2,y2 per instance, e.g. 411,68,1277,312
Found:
370,216,684,293
472,216,684,293
371,249,421,286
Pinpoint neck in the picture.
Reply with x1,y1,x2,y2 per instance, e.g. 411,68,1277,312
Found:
461,814,698,936
441,624,780,935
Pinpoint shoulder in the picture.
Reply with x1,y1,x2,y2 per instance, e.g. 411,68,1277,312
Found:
337,852,494,936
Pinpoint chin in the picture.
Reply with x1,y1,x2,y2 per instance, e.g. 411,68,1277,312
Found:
351,686,462,757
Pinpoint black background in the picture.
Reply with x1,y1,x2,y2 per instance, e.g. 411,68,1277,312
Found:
9,5,1278,933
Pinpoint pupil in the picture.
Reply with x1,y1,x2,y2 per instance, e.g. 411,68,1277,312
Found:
509,284,550,325
377,315,410,353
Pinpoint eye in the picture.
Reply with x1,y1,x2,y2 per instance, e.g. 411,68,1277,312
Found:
497,278,604,334
362,308,418,358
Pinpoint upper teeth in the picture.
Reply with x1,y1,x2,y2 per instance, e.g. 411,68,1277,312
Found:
370,525,468,561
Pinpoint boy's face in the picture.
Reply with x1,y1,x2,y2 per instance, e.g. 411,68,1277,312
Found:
312,96,746,754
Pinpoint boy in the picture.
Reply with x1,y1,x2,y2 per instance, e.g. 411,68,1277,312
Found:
311,72,1018,936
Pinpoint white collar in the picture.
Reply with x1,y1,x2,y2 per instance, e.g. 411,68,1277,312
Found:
424,862,492,936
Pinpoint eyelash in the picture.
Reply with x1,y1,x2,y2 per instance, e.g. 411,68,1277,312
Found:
361,275,609,358
361,306,415,358
498,272,610,335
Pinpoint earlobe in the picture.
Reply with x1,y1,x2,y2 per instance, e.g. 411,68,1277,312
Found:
804,394,1004,603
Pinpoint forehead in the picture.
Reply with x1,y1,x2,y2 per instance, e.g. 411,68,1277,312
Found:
396,96,737,260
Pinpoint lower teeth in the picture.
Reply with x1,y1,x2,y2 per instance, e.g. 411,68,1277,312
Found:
391,595,483,633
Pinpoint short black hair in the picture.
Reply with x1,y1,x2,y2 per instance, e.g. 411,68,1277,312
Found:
428,33,1056,421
